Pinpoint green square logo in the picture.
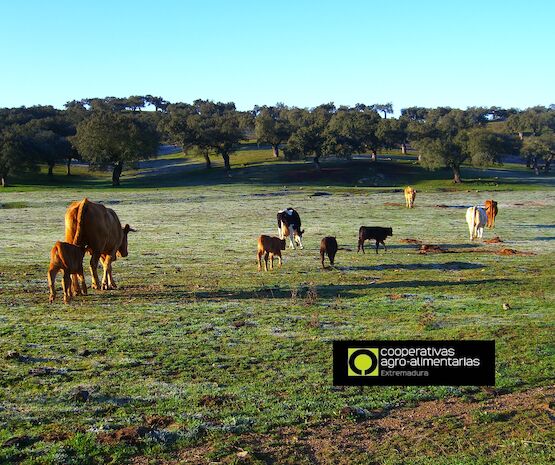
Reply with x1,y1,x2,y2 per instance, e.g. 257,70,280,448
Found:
347,348,379,376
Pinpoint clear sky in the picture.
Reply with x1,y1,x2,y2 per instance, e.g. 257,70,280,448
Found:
1,0,553,114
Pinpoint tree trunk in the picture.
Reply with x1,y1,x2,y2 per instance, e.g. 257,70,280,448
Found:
532,157,539,175
66,158,72,175
47,163,54,176
452,165,462,183
272,145,279,158
222,153,231,171
112,161,123,186
545,157,552,173
314,155,321,170
401,143,407,154
370,149,377,162
1,175,7,187
203,151,212,169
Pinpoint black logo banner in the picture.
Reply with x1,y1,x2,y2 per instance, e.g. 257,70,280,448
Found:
333,340,495,386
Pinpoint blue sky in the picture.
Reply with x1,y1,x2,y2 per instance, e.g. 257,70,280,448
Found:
1,0,553,114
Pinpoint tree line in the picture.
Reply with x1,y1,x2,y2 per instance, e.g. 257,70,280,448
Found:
1,96,554,187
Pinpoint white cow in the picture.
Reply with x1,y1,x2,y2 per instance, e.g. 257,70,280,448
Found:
466,206,488,241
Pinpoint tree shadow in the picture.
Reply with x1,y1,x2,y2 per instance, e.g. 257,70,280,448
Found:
123,277,513,302
337,261,484,271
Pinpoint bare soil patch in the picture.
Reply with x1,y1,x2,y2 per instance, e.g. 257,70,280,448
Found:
419,244,450,254
484,236,503,243
399,238,422,244
156,386,555,464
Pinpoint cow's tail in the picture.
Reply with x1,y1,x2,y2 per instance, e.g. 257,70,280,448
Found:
55,242,70,269
72,198,89,245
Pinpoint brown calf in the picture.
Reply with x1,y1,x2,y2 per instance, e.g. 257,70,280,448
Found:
320,236,338,268
484,200,498,228
404,186,416,208
257,235,286,271
48,241,87,303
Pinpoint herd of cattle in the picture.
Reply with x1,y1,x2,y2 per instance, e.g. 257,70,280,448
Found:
47,189,499,303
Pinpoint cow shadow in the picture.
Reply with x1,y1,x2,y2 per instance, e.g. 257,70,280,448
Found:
533,236,555,241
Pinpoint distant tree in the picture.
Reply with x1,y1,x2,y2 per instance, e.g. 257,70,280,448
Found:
376,117,407,155
412,109,515,183
0,125,37,187
145,95,169,112
323,107,381,160
126,95,146,112
72,112,159,186
401,107,429,122
372,103,393,119
521,130,555,174
254,105,292,157
284,104,335,168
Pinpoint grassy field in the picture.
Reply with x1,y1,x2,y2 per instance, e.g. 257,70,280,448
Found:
0,156,554,464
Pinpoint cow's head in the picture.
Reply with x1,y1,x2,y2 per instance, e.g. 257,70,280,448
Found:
387,227,393,237
117,224,136,258
280,239,286,250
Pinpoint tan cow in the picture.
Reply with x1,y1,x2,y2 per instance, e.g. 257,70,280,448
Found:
257,235,286,271
404,186,416,208
484,200,498,228
48,241,87,303
65,198,135,290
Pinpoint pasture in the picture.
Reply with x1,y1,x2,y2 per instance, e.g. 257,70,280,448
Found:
1,181,554,464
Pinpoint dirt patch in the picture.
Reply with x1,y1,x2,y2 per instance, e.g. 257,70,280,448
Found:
97,426,151,445
145,415,175,428
384,202,404,207
161,386,555,464
497,248,536,256
198,394,236,407
399,238,422,244
484,236,503,243
419,244,450,254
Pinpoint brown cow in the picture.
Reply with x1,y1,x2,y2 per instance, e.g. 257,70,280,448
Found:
65,198,135,290
320,236,338,268
257,235,286,271
484,200,498,228
404,186,416,208
48,241,87,303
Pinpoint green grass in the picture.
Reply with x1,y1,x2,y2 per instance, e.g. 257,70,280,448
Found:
0,162,554,463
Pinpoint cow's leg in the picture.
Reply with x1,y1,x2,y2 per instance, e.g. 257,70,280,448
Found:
62,270,72,304
375,240,380,254
48,266,59,303
71,274,81,295
101,255,117,290
90,252,102,289
382,241,387,252
360,240,365,254
277,252,282,268
77,265,87,296
329,251,335,266
264,252,269,272
269,253,274,270
257,251,263,272
106,258,117,289
288,227,296,249
296,235,304,249
321,251,325,268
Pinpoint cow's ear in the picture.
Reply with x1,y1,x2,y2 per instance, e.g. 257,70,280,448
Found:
124,224,136,233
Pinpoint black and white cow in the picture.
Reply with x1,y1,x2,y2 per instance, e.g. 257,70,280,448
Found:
277,208,304,249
